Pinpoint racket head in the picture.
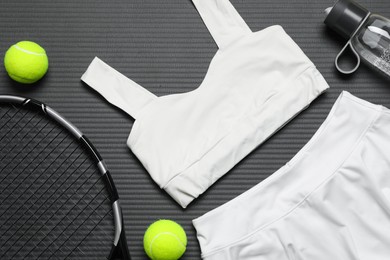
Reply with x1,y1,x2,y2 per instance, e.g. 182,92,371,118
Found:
0,95,130,260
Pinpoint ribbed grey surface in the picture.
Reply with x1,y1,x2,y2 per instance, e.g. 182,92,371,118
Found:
0,0,389,259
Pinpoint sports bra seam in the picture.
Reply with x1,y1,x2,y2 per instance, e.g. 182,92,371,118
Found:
162,65,322,189
200,108,381,258
162,132,230,189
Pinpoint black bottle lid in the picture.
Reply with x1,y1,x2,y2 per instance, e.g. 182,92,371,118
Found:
324,0,369,39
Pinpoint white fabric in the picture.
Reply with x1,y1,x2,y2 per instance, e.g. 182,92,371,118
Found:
193,91,390,260
81,0,329,208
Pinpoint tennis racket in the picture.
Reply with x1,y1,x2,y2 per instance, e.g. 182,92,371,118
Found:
0,95,131,260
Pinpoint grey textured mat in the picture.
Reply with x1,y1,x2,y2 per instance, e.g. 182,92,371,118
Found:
0,0,389,259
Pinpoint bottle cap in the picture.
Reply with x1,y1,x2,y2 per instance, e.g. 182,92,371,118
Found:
324,0,369,39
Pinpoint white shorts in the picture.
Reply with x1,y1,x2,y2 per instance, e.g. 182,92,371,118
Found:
193,91,390,260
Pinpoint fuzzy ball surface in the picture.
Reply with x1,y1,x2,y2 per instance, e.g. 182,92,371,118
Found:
4,41,49,84
143,219,187,260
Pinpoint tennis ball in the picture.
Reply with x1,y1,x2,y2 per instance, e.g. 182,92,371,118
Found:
143,219,187,260
4,41,49,84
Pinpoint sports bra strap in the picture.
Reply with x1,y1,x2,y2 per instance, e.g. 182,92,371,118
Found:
81,57,157,119
192,0,252,48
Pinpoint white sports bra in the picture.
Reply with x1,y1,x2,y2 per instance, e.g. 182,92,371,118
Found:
81,0,329,208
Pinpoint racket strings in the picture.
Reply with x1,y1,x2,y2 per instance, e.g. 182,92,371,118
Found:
0,104,29,134
0,122,55,181
33,188,110,259
25,186,108,259
0,144,91,242
0,108,47,167
0,158,92,246
0,104,114,259
7,180,111,260
0,135,74,238
63,209,113,259
0,132,72,218
0,104,48,150
0,109,56,183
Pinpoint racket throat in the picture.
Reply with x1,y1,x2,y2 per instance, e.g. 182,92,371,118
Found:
109,203,131,259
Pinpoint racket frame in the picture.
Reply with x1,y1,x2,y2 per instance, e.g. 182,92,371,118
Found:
0,95,131,260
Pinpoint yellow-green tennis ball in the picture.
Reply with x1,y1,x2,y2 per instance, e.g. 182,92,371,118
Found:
143,220,187,260
4,41,49,84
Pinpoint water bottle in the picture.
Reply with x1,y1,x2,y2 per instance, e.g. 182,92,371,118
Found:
324,0,390,79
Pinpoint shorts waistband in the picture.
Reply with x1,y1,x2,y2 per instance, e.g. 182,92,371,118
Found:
192,91,383,257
